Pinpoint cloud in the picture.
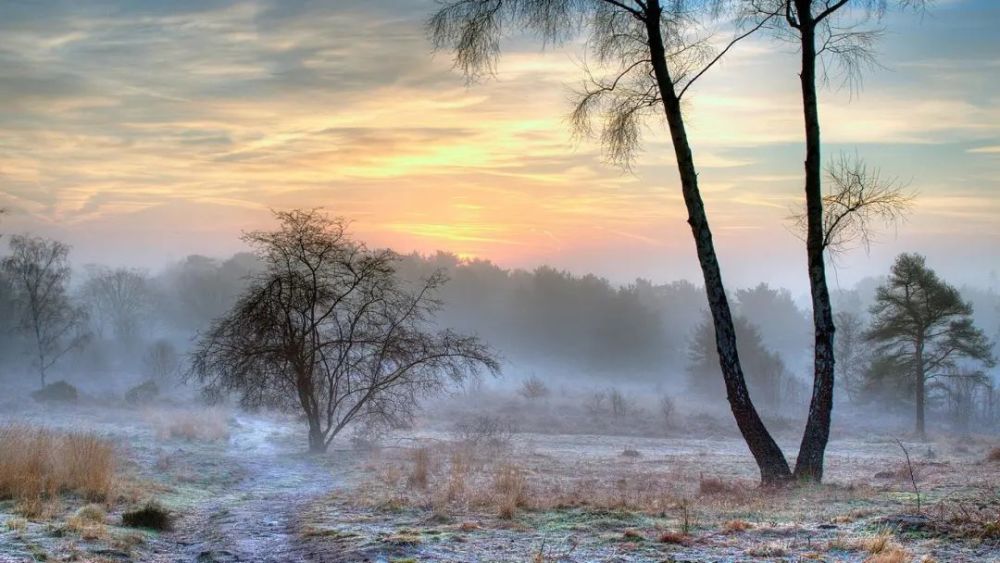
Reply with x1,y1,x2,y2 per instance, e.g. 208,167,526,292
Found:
0,0,996,289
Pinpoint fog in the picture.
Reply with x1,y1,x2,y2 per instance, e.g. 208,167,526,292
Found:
2,233,997,434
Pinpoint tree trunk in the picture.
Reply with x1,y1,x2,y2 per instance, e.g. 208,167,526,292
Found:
915,338,926,439
644,1,792,486
793,9,836,483
307,414,327,453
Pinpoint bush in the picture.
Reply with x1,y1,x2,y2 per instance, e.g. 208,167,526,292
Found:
0,425,115,503
452,415,515,450
31,381,78,403
125,380,159,405
518,376,550,400
122,501,172,531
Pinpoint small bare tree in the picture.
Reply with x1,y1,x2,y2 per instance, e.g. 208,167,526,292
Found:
189,210,500,453
2,235,89,387
518,375,550,400
81,266,153,342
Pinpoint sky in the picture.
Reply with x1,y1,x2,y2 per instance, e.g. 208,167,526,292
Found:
0,0,997,294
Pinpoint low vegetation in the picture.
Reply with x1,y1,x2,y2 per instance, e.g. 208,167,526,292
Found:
122,501,172,531
0,425,115,508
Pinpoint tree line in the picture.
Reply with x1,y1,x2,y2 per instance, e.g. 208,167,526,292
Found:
0,221,996,444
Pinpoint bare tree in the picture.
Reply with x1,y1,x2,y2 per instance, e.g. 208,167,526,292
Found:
2,235,89,387
738,0,925,481
431,0,793,484
519,375,551,400
189,210,499,453
81,266,153,342
143,339,180,382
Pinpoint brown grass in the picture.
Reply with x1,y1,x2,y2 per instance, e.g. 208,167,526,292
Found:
698,476,748,497
864,546,911,563
0,425,116,509
494,463,526,519
145,408,229,442
722,518,753,532
658,531,689,544
407,447,430,490
746,541,788,557
986,447,1000,462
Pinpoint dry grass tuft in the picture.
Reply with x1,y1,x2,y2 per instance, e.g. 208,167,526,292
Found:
145,408,229,442
864,546,911,563
407,447,430,490
0,425,116,509
722,518,753,532
5,516,28,532
746,541,788,557
622,529,643,540
74,503,107,524
986,447,1000,463
858,531,894,554
658,531,689,544
698,476,746,497
494,463,526,519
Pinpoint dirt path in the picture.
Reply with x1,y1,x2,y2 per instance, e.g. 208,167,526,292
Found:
162,416,345,562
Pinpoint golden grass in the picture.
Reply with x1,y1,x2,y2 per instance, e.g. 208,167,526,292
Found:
864,546,911,563
0,425,116,508
493,463,526,519
5,516,28,532
145,407,230,442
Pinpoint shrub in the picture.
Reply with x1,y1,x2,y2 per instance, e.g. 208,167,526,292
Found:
518,376,550,400
452,415,514,450
31,381,78,403
125,381,159,405
986,447,1000,462
0,425,115,504
122,501,172,531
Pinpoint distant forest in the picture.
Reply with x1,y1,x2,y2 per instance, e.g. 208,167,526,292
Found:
1,243,998,428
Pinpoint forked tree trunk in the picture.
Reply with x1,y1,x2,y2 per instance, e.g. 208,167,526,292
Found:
645,0,792,486
793,9,836,483
307,415,328,453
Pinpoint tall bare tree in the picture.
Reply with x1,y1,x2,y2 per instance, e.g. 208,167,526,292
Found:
2,235,89,387
430,0,793,483
738,0,922,481
189,210,499,453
